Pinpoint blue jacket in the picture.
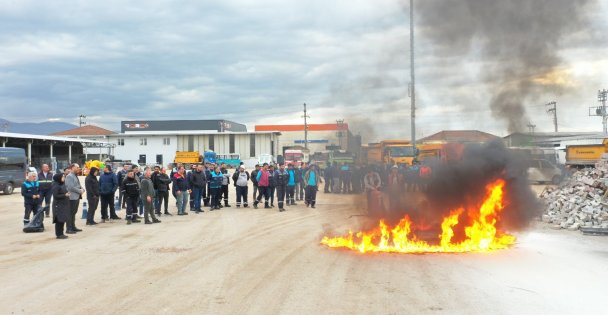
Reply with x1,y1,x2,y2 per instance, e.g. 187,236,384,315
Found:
209,171,223,189
21,180,40,202
99,171,118,195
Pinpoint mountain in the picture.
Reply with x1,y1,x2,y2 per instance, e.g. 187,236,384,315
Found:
0,118,78,135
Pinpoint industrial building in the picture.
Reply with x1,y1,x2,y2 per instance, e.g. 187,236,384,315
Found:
107,119,280,166
255,123,361,154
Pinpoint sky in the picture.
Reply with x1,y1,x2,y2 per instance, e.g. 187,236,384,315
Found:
1,0,607,142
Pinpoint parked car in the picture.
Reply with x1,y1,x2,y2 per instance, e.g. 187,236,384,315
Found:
527,159,563,185
0,147,27,195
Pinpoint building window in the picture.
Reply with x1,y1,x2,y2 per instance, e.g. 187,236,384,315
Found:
140,138,147,146
271,140,274,157
117,138,125,146
163,138,171,145
250,134,256,157
229,134,235,153
188,135,194,152
209,135,214,151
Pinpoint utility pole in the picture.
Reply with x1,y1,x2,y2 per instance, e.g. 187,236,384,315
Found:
336,119,345,149
79,114,87,127
527,122,536,134
410,0,416,147
302,103,310,149
589,89,608,135
545,101,557,132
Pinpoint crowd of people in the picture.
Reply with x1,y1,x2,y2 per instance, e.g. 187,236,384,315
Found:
21,161,324,240
20,159,433,240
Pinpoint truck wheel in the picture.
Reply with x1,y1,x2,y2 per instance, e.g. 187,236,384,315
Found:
551,176,561,185
3,182,14,195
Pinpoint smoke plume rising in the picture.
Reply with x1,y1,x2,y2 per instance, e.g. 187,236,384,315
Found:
413,0,594,132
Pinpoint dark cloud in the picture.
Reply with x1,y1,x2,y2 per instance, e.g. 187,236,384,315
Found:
0,1,605,136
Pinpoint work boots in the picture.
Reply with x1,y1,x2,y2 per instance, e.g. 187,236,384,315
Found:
264,201,271,209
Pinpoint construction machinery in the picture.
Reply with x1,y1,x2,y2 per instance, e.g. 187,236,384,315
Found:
174,151,202,164
361,141,417,165
417,143,465,163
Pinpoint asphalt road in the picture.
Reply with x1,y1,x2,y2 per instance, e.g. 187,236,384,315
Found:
0,183,607,315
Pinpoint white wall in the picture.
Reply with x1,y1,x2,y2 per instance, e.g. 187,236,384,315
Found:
276,130,342,153
110,135,177,166
176,133,277,158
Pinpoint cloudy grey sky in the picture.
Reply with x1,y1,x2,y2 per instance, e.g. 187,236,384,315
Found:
1,0,607,141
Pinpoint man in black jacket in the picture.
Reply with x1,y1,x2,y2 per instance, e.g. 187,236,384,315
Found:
121,170,141,224
274,163,290,212
116,164,130,209
85,167,100,225
37,164,54,217
189,164,207,213
154,167,172,216
151,165,161,215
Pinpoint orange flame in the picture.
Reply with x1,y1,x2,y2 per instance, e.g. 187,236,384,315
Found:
321,179,516,253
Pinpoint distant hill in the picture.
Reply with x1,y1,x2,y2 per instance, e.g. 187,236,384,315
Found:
0,118,78,135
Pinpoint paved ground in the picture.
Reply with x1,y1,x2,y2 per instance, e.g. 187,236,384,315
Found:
1,182,607,314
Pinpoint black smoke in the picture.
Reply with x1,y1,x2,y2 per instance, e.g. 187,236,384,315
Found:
411,0,595,132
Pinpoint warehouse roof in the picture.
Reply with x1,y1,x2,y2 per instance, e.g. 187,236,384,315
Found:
0,132,108,144
50,125,116,136
420,130,499,143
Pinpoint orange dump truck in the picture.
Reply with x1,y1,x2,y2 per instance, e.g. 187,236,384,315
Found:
417,143,465,163
566,139,608,166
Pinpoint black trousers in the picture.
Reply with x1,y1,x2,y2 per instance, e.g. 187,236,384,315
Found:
86,196,99,223
156,191,169,212
125,196,138,220
286,185,296,205
204,184,211,206
276,185,286,208
221,185,229,205
119,189,126,208
236,186,248,206
55,221,65,237
305,185,318,206
255,186,270,204
100,193,117,219
40,189,52,213
68,200,80,231
268,186,275,205
209,187,221,208
253,185,259,201
23,201,38,224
